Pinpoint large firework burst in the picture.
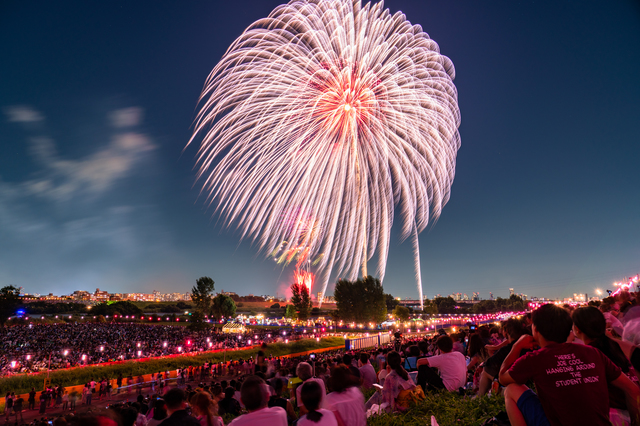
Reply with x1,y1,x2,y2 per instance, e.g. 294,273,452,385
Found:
189,0,461,308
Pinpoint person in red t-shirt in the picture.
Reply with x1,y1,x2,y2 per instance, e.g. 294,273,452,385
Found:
498,304,640,426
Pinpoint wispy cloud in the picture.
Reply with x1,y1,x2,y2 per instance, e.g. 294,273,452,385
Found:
7,107,157,201
109,107,143,128
4,105,44,123
31,132,156,200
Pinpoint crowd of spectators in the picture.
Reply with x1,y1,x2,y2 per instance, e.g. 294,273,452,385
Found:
7,289,640,425
0,323,314,376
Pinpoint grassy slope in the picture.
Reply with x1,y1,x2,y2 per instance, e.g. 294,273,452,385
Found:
366,391,506,426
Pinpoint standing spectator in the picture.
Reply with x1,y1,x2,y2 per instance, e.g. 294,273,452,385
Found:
228,376,287,426
416,335,467,392
158,388,200,426
13,393,24,423
62,390,69,411
358,353,377,389
296,362,326,415
4,392,13,421
28,388,36,411
69,390,78,411
499,303,640,426
325,365,366,426
117,374,123,394
84,383,92,405
39,390,47,414
298,381,338,426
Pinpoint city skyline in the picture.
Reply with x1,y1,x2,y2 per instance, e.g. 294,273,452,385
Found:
1,0,639,300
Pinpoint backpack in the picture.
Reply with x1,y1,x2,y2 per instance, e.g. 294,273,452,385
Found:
396,385,426,409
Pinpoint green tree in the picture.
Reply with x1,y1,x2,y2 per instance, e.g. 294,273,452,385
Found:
385,294,399,312
290,283,312,321
434,297,457,314
191,276,215,314
0,286,22,326
285,304,297,319
188,310,210,331
393,305,411,322
211,294,236,320
334,276,386,324
92,301,142,316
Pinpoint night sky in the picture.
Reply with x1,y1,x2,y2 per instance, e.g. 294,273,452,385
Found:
1,0,639,300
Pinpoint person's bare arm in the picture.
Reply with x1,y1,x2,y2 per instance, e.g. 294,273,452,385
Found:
416,358,429,367
498,335,537,386
611,374,640,425
486,339,509,355
467,356,479,371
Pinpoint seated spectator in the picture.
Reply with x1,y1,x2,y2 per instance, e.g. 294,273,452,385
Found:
298,381,338,426
416,335,466,392
572,306,640,416
190,391,222,426
499,303,640,426
403,346,420,371
158,388,200,426
358,353,377,389
467,334,489,372
477,318,526,396
296,362,326,415
452,333,466,354
146,399,167,426
325,365,366,426
378,362,391,387
375,349,386,370
342,354,361,379
229,376,287,426
268,376,297,423
600,302,624,336
381,351,424,412
467,333,490,392
217,387,241,417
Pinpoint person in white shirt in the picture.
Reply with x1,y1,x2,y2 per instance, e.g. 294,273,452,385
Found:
298,381,338,426
358,353,378,389
229,376,287,426
324,364,366,426
416,335,466,392
295,362,326,415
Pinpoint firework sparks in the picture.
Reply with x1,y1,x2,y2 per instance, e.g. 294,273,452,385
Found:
189,0,461,308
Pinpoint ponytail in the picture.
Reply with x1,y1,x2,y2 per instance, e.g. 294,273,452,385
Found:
386,351,409,381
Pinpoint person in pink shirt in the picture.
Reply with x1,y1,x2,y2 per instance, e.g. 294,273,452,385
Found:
229,376,287,426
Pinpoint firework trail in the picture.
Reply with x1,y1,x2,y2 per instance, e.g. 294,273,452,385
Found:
189,0,461,309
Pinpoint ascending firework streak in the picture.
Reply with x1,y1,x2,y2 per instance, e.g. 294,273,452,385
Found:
189,0,461,310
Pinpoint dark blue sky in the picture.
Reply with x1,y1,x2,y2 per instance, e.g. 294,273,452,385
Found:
1,0,638,300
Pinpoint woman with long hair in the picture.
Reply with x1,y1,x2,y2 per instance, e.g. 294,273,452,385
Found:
381,351,423,412
572,307,639,412
190,390,222,426
467,334,489,371
298,381,338,426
